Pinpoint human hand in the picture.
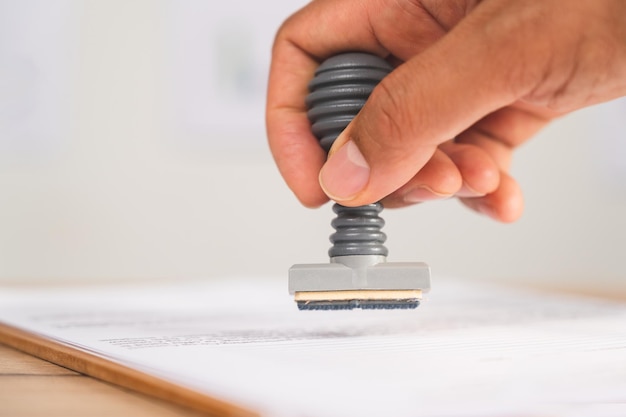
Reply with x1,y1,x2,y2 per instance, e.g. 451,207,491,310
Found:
266,0,626,222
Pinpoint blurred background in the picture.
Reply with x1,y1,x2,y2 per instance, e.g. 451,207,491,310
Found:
0,0,624,295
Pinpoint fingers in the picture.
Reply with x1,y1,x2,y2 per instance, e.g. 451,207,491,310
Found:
378,136,522,223
450,104,554,221
438,141,500,198
381,149,462,208
266,40,326,207
266,0,464,207
381,143,500,208
267,110,329,208
378,137,523,222
316,0,546,207
378,139,523,224
460,172,524,223
265,0,388,207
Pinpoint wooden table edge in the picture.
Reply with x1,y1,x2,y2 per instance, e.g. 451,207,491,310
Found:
0,322,257,417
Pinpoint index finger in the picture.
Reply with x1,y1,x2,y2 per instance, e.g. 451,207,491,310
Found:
265,0,391,207
266,40,328,207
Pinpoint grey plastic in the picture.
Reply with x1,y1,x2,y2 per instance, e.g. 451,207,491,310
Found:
329,203,388,257
289,52,431,307
289,256,430,310
308,52,394,259
307,53,392,152
289,257,431,293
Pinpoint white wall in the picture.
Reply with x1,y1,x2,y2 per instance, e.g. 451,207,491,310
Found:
1,0,624,294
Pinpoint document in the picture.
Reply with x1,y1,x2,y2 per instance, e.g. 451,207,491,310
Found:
1,277,625,417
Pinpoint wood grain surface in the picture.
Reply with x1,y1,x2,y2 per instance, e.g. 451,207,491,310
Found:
0,342,219,417
0,327,259,417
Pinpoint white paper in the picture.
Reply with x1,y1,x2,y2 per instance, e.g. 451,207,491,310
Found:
1,278,626,417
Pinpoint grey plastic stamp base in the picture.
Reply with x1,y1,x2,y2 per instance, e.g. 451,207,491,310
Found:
288,255,431,294
290,53,432,308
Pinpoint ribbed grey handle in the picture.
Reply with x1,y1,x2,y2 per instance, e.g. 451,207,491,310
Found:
306,53,392,258
306,53,392,151
329,203,388,257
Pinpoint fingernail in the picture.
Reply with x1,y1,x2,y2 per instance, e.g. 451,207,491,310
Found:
319,140,370,201
404,186,452,203
456,183,486,198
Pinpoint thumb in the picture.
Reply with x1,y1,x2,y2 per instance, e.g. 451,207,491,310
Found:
319,1,539,206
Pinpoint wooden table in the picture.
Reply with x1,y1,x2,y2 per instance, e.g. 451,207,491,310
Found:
0,343,210,417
